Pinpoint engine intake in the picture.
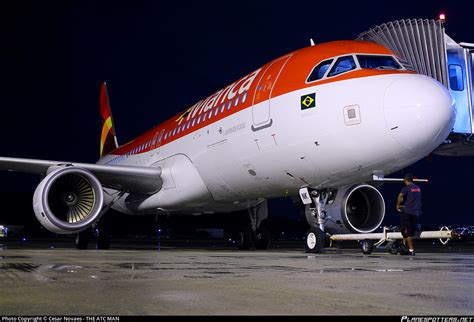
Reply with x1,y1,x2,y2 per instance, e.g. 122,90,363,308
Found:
324,184,385,234
33,167,104,234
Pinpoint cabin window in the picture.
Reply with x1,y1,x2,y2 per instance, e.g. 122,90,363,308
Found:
158,131,164,143
449,64,464,91
328,56,356,77
357,55,402,70
242,92,248,103
307,59,333,82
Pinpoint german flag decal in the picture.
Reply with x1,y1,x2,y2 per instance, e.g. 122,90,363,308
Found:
301,93,316,110
100,82,118,157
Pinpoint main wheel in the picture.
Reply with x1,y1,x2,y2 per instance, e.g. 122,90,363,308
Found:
254,223,271,250
360,239,374,255
236,225,253,250
305,227,325,253
75,227,91,250
96,221,110,250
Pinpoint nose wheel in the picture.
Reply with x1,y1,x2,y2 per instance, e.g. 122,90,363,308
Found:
305,227,325,253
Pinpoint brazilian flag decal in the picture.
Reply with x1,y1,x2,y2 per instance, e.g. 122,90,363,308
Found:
301,93,316,110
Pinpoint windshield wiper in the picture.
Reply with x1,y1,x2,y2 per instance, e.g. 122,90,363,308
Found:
375,66,399,70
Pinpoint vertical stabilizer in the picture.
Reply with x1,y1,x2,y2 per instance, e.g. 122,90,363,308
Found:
99,82,119,157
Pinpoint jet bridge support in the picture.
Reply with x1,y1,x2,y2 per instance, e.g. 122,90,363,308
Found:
358,18,474,156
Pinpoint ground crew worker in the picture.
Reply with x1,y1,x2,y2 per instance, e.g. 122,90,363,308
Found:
396,173,422,256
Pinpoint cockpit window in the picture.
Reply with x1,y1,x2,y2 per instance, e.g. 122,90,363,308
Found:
357,55,402,70
307,59,333,82
327,56,356,77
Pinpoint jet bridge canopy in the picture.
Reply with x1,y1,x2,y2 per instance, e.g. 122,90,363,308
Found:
358,19,474,151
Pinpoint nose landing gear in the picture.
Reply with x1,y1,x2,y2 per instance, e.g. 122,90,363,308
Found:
300,187,333,253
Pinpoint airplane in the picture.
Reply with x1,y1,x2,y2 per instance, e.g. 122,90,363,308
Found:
0,40,456,252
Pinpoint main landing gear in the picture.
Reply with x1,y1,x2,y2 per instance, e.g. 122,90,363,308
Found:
300,188,334,253
235,200,271,250
74,191,124,250
75,217,111,250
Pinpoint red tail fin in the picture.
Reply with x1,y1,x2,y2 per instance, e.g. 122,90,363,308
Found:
100,82,118,157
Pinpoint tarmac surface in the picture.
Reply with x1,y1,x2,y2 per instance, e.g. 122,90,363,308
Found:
1,240,474,315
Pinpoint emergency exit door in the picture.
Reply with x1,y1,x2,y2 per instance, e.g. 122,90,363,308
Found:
252,55,291,131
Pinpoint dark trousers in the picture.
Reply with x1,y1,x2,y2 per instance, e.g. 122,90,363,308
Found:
400,211,417,238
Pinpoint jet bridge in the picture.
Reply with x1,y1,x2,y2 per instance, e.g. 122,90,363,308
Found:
358,18,474,156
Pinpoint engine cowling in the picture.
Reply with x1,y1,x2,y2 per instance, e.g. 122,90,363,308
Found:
306,184,385,234
33,167,104,234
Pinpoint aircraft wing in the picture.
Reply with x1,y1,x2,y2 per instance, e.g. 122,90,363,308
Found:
0,157,162,194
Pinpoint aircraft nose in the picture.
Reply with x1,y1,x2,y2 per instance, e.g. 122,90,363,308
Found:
384,74,456,154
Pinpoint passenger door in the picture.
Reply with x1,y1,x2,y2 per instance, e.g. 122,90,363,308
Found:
252,55,291,131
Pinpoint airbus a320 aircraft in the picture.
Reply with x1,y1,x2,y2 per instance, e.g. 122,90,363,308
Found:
0,40,456,252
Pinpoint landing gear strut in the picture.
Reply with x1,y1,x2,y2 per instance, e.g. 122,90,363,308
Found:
74,220,110,250
300,188,333,253
74,191,124,250
75,227,91,249
235,200,270,250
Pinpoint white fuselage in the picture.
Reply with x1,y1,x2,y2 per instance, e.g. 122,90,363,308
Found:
99,73,455,215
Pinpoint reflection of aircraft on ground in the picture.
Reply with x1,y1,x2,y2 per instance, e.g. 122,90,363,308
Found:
0,34,458,251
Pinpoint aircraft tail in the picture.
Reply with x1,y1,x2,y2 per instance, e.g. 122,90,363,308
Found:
99,82,119,157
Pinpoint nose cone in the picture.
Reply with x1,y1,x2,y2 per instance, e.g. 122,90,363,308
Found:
384,75,456,154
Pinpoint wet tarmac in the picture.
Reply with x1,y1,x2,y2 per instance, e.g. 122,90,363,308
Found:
0,241,473,315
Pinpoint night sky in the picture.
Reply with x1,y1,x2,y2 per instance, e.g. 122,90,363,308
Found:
1,0,473,229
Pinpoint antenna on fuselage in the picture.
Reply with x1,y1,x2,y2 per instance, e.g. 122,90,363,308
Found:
310,38,315,46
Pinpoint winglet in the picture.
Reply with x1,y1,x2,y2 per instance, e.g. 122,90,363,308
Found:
100,82,119,157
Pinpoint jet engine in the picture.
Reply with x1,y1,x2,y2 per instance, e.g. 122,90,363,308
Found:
33,167,104,234
306,184,385,234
